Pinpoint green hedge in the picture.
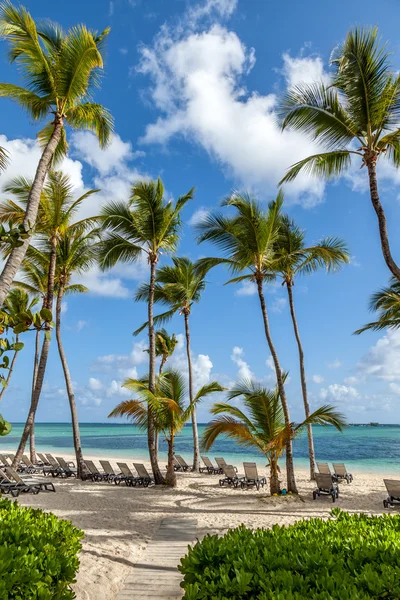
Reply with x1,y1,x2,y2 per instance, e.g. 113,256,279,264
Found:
180,509,400,599
0,498,83,599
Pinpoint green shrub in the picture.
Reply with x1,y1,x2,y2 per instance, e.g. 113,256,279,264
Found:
0,497,83,599
180,509,400,599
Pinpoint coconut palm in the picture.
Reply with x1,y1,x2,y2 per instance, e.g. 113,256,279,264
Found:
9,173,99,469
202,379,346,494
0,146,9,172
0,288,38,401
154,329,179,375
0,2,113,304
279,27,400,282
354,278,400,334
196,191,299,493
273,216,350,478
99,178,194,484
134,257,207,471
109,370,224,487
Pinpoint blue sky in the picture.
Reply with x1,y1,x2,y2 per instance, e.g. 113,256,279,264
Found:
1,0,400,424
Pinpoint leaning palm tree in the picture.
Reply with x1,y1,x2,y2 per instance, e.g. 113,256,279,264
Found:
134,257,207,471
279,27,400,282
273,216,350,478
355,277,400,334
109,370,224,487
0,2,113,304
202,379,346,494
196,191,299,493
54,230,98,478
99,178,194,484
9,173,99,469
0,288,37,401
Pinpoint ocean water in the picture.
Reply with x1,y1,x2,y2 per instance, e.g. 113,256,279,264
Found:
2,423,400,474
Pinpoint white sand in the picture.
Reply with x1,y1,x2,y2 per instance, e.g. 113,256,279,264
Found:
6,452,392,600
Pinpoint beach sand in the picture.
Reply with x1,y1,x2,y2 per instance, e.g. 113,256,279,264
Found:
6,452,393,600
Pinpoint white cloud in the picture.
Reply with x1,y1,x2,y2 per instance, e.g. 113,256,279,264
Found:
328,359,342,369
138,24,328,206
281,52,330,88
231,346,253,380
266,355,274,371
344,376,359,385
88,377,103,391
189,207,210,226
312,374,324,384
61,301,68,314
271,297,287,314
73,265,130,298
188,0,238,25
235,281,257,296
320,384,360,402
106,380,131,397
389,383,400,394
357,330,400,382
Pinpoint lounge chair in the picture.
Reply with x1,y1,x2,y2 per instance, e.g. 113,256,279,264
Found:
383,479,400,508
37,453,51,465
5,467,56,493
241,462,266,490
316,462,338,481
200,456,222,474
171,456,184,471
99,460,123,483
133,463,154,487
84,460,108,482
313,473,339,502
0,454,10,466
174,455,192,472
219,464,245,488
51,457,77,478
332,463,353,484
215,457,238,473
20,455,48,474
116,462,140,486
0,468,20,497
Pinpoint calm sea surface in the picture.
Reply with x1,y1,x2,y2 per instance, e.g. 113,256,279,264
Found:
2,423,400,474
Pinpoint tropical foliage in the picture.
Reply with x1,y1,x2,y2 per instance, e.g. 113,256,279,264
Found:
355,277,400,334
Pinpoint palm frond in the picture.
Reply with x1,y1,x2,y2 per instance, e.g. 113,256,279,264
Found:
280,151,353,184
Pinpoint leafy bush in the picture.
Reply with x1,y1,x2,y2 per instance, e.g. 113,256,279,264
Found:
0,498,83,599
180,509,400,599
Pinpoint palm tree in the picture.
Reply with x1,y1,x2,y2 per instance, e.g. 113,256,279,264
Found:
273,216,350,478
355,278,400,334
99,178,194,484
8,172,99,469
134,257,207,471
109,370,224,487
0,288,38,401
196,191,299,493
154,329,179,375
0,2,113,304
54,230,98,478
202,379,346,494
0,146,9,172
279,27,400,282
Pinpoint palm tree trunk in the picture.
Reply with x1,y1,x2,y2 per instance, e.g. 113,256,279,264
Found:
286,283,316,480
29,328,40,464
147,257,164,484
367,159,400,281
0,117,63,306
0,334,19,402
11,235,58,470
256,278,297,493
269,454,281,495
166,435,177,487
155,356,168,456
55,286,86,479
184,311,200,471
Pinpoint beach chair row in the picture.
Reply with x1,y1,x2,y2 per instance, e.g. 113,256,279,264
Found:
0,465,56,497
175,455,266,490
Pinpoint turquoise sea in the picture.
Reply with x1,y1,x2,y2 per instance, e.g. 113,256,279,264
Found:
2,423,400,474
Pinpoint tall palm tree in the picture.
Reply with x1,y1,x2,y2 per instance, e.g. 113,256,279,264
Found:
196,191,299,493
154,329,179,375
202,379,346,494
0,288,37,401
8,173,99,469
0,2,113,304
354,278,400,334
134,257,207,471
54,230,98,478
109,370,224,487
99,178,194,484
273,216,350,478
279,27,400,282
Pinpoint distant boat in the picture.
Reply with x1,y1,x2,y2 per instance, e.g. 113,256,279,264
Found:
369,422,379,427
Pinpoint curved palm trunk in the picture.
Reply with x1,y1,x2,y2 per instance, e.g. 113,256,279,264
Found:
286,283,316,480
166,434,177,487
256,278,297,493
184,311,200,471
56,286,85,478
148,258,164,484
12,239,58,470
29,325,41,464
367,159,400,281
0,334,19,402
269,454,281,495
0,117,63,306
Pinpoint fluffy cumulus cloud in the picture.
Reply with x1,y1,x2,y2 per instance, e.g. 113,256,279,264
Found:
188,207,210,226
312,374,324,384
138,17,328,206
231,346,253,380
235,281,257,296
92,340,148,379
320,384,360,402
357,330,400,382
